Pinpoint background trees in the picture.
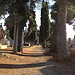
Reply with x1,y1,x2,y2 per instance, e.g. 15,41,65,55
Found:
0,0,29,53
0,0,38,53
0,0,75,61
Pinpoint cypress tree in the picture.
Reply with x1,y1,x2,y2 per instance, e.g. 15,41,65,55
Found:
50,2,58,53
40,0,51,48
27,0,37,45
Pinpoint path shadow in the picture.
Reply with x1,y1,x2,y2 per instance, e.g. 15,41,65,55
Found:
40,65,75,75
0,51,46,57
0,49,13,51
16,53,49,57
0,60,54,69
0,49,49,57
39,61,75,75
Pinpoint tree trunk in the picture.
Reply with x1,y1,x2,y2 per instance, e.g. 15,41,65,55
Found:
42,39,46,48
21,29,24,51
17,22,24,52
13,22,18,54
56,0,69,61
50,23,57,53
16,24,19,52
13,14,19,54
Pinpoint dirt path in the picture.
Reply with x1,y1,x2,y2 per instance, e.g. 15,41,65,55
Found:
0,45,75,75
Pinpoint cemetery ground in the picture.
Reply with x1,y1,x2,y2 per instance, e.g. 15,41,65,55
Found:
0,45,75,75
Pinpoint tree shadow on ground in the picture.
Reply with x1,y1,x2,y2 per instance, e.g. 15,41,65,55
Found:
0,60,55,69
0,49,13,51
0,49,13,54
18,52,50,57
0,51,49,57
0,49,50,57
39,60,75,75
39,64,75,75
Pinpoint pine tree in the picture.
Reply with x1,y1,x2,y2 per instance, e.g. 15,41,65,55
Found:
50,0,75,61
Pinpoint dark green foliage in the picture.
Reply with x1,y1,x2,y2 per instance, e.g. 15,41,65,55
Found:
68,0,75,5
0,0,39,53
9,26,14,39
4,29,10,39
40,1,51,43
54,0,75,24
4,0,30,41
50,2,58,52
27,29,37,43
27,18,37,44
51,2,58,21
67,2,75,24
27,0,37,44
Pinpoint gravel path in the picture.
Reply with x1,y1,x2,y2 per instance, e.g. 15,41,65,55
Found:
0,45,75,75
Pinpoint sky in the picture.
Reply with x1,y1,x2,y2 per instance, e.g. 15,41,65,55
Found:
0,18,6,29
0,14,9,30
66,24,75,40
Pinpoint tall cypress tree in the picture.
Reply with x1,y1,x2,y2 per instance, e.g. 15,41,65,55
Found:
50,2,58,53
27,0,37,45
40,0,51,48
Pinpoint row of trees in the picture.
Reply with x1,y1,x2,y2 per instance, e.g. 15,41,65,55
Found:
0,0,75,61
0,0,38,53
